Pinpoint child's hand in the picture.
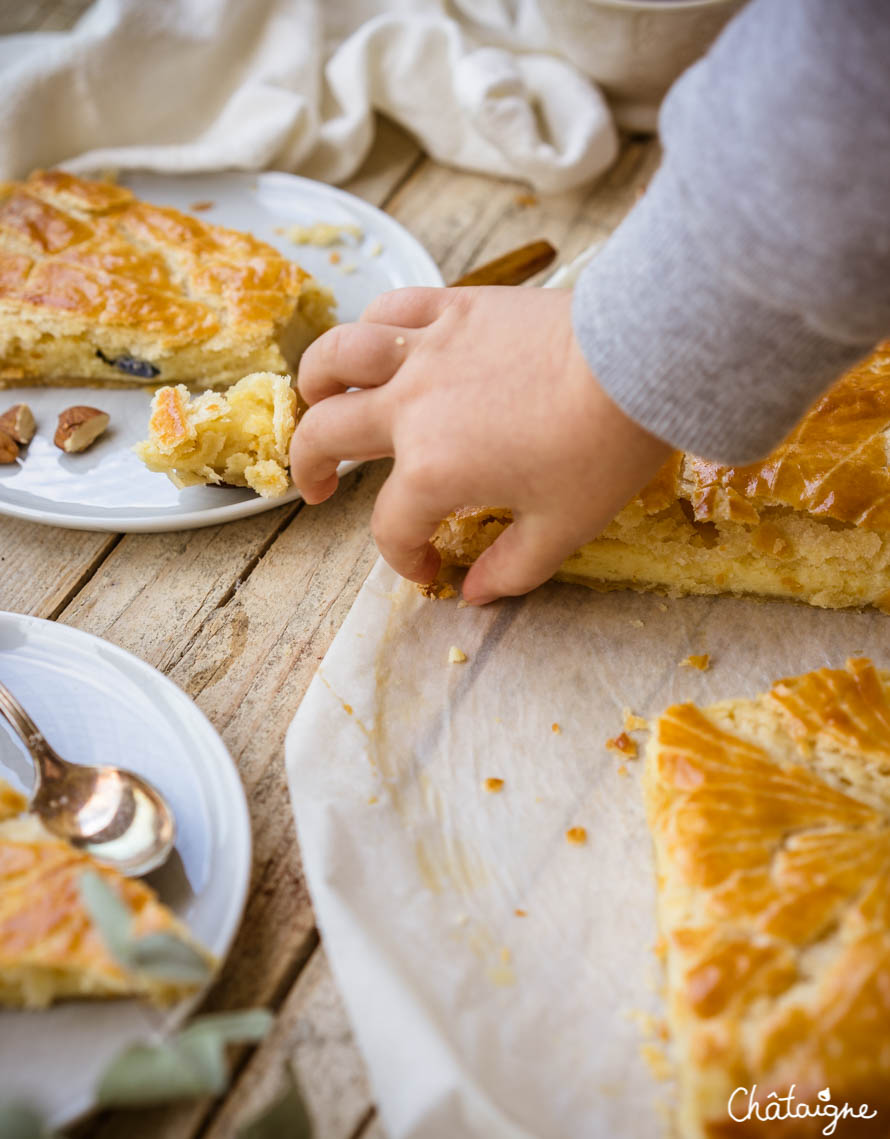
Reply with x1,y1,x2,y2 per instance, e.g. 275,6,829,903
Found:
289,286,670,604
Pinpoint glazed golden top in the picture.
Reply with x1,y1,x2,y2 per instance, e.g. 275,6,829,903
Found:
0,781,25,822
661,344,890,530
648,659,890,1134
438,343,890,542
0,776,211,1007
0,822,166,977
0,169,311,349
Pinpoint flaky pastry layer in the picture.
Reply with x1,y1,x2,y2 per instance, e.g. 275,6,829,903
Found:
134,371,297,497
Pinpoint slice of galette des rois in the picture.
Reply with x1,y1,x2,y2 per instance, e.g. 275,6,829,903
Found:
0,779,213,1009
646,658,890,1137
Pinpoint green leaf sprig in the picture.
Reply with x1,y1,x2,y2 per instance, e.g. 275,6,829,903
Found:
97,1010,274,1106
79,870,212,985
0,1103,53,1139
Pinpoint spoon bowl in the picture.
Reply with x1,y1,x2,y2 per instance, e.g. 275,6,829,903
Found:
0,679,176,876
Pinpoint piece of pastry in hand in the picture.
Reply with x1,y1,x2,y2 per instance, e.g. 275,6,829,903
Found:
646,658,890,1137
0,779,213,1008
433,343,890,612
0,169,335,389
134,371,297,498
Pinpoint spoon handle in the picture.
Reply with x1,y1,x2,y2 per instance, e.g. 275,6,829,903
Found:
0,680,68,783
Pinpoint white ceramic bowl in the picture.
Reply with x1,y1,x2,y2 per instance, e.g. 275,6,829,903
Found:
537,0,746,130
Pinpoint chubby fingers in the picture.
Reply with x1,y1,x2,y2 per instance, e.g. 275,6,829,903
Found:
360,286,459,328
370,465,462,584
290,389,393,504
461,515,588,605
297,322,416,405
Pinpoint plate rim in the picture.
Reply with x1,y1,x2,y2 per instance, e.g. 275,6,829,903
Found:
0,610,252,1126
0,170,444,533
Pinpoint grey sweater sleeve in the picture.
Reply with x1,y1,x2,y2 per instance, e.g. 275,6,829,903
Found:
571,0,890,464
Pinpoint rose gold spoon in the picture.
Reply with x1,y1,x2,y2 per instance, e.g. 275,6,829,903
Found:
0,679,175,876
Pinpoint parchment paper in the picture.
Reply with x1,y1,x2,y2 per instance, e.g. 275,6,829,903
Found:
285,558,888,1139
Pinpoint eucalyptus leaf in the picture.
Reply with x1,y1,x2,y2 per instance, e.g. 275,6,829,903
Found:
97,1038,225,1105
236,1068,313,1139
97,1009,274,1108
0,1103,53,1139
180,1010,274,1046
79,870,134,966
128,932,212,983
80,871,212,984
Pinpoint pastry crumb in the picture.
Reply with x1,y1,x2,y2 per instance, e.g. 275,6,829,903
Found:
190,200,214,212
343,703,353,715
448,645,467,663
566,826,587,845
328,250,341,264
515,192,539,207
419,580,456,599
622,707,648,732
367,795,378,805
657,602,668,612
367,239,383,257
680,653,711,671
617,764,629,777
652,936,667,960
640,1043,672,1082
499,946,511,964
551,722,561,734
629,618,644,629
606,732,638,759
340,262,357,275
514,908,527,917
457,599,469,609
484,777,504,793
285,221,362,246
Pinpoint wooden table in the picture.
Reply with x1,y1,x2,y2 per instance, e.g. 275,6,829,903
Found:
3,4,659,1135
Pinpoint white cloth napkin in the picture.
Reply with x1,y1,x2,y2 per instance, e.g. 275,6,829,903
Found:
1,0,618,193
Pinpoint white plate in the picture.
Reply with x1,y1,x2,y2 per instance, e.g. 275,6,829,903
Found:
0,172,444,532
0,612,251,1128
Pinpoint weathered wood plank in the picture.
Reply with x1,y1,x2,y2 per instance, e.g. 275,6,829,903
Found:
58,504,299,671
0,521,116,618
163,462,389,1006
343,116,424,208
79,461,387,1139
385,136,659,285
200,946,374,1139
52,130,657,1139
34,0,92,31
356,1114,388,1139
0,0,53,35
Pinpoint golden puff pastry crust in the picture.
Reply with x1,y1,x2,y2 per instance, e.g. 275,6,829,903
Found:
134,371,297,498
0,170,335,389
645,658,890,1138
0,780,213,1008
433,344,890,611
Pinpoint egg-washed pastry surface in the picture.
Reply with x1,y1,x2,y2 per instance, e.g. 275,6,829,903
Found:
0,170,335,389
433,343,890,611
646,658,890,1137
0,777,213,1009
134,372,297,498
